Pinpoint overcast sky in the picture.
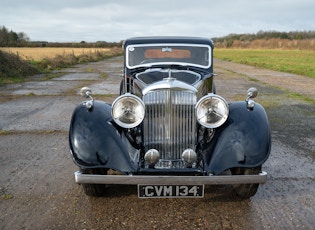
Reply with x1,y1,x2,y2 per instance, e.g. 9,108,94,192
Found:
1,0,314,42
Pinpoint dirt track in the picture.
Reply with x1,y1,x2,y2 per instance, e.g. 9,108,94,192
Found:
0,57,314,229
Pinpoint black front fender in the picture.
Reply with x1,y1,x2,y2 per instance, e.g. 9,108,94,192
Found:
69,100,137,173
206,101,271,174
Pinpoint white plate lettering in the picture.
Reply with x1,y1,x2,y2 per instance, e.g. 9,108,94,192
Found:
138,185,204,198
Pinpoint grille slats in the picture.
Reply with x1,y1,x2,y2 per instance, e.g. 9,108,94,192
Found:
143,90,197,162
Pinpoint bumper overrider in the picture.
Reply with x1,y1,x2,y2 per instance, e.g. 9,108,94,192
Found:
74,171,267,185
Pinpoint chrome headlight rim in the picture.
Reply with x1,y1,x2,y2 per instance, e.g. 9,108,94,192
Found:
111,93,145,128
195,94,229,128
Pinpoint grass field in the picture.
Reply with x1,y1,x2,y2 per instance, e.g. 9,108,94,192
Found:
0,47,123,85
214,49,315,78
2,47,314,82
0,47,113,61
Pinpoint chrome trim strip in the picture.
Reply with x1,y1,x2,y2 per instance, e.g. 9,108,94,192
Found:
142,78,197,95
74,171,267,185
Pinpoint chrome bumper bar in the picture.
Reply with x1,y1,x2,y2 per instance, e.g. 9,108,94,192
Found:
74,171,267,185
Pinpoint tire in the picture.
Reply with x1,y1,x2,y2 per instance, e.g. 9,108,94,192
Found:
82,183,108,197
231,166,261,198
81,168,108,197
212,83,216,94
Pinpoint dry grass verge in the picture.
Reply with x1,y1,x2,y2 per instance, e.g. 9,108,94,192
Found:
0,47,123,85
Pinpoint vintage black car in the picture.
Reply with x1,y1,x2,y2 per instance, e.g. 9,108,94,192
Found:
69,37,271,198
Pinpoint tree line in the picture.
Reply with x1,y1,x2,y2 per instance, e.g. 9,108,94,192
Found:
0,26,30,47
0,26,122,48
212,30,315,47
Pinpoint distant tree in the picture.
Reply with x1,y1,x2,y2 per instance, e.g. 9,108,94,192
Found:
18,32,29,42
0,26,9,46
0,26,30,47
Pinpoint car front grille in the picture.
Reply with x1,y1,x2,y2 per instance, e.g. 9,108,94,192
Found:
143,89,197,168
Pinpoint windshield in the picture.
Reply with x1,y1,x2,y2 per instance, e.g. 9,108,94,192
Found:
126,44,212,69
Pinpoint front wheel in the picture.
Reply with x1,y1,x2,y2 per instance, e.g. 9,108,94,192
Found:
80,168,108,197
231,166,262,198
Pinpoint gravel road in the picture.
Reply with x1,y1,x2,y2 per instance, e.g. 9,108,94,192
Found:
0,56,314,229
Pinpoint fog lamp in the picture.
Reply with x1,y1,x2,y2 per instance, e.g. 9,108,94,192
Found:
144,149,160,165
182,149,197,164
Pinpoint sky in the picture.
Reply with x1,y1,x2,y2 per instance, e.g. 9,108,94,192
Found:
1,0,315,42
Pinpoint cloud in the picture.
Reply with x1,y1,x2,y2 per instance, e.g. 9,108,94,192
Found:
1,0,314,42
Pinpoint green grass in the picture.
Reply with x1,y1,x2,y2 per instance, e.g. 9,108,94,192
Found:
214,49,315,78
288,92,315,104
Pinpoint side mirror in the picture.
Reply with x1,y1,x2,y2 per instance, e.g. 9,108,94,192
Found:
80,87,93,98
247,87,258,99
246,87,258,110
80,87,94,111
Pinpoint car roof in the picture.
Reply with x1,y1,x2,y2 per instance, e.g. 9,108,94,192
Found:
123,36,214,47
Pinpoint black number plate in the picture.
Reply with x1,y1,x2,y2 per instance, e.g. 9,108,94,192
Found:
138,185,204,198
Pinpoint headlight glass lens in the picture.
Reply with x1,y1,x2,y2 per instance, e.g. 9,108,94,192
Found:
112,94,145,128
196,94,229,128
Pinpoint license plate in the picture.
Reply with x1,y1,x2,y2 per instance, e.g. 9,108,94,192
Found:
138,185,204,198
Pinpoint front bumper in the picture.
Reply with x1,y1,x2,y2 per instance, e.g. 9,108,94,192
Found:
74,171,267,185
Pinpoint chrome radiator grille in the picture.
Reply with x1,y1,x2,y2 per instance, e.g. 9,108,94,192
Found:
143,90,197,162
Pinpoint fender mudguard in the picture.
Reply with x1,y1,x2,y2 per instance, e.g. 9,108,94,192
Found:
206,101,271,175
69,100,137,173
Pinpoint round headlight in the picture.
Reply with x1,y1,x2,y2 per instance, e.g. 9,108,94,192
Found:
196,94,229,128
112,94,145,128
